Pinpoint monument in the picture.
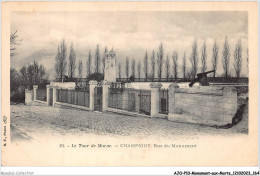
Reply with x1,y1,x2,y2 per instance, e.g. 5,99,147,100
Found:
104,49,117,82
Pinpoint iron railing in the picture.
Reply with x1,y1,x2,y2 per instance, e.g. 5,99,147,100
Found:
57,89,90,107
116,77,248,84
108,88,151,116
139,89,151,115
36,89,47,101
159,89,169,114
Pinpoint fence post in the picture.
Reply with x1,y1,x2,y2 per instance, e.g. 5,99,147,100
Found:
150,82,162,117
168,83,179,115
102,80,111,112
46,85,50,105
33,85,38,101
52,86,58,107
89,80,98,111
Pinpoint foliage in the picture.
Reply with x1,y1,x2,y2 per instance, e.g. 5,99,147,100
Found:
189,39,198,79
157,43,164,81
222,36,230,78
55,39,67,80
212,40,219,77
87,72,104,82
68,43,76,78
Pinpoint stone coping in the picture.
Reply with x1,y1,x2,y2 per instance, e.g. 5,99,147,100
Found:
55,102,90,111
35,100,47,104
107,107,150,118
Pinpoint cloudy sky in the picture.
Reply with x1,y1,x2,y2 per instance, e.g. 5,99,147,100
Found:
11,11,248,79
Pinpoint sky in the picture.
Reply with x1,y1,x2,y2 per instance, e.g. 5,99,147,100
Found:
11,11,248,79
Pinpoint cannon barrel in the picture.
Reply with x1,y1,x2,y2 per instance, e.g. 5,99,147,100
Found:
197,70,215,76
189,70,215,87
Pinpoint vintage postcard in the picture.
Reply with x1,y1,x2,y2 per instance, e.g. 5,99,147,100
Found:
1,1,258,167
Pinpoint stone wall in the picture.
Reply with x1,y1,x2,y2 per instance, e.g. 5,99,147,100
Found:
168,83,237,126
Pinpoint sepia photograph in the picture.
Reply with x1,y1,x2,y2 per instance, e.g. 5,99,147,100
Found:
1,1,258,170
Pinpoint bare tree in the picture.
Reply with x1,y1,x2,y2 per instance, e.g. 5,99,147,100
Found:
102,46,108,74
172,51,178,80
212,40,219,77
143,51,148,81
182,52,186,79
151,49,156,80
87,50,92,77
55,39,67,81
246,48,249,76
68,43,76,78
10,30,22,57
165,54,170,81
20,66,28,87
137,61,141,81
94,44,101,73
222,36,230,78
189,39,198,79
157,43,164,81
38,65,46,85
118,62,122,80
131,59,136,78
201,41,207,73
125,57,129,80
233,39,242,78
78,60,83,78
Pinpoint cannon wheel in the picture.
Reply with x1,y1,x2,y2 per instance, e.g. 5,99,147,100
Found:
232,116,240,125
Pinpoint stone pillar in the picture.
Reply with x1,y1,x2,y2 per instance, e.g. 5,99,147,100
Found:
168,83,179,115
89,80,98,111
102,80,111,112
150,82,162,117
33,85,38,101
25,89,33,105
52,86,58,107
46,85,50,106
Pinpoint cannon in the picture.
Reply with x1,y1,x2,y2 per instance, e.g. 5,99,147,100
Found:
189,70,215,87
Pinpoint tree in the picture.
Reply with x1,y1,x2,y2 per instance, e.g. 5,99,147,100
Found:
201,41,207,73
125,57,129,80
55,39,67,81
38,64,46,85
118,62,122,80
102,46,108,74
190,39,198,79
10,68,21,91
10,30,22,57
172,51,178,80
20,61,47,89
151,49,156,80
246,48,249,76
137,61,141,81
94,44,101,73
20,66,28,87
233,39,242,78
143,51,148,81
131,59,136,78
165,54,170,81
78,60,83,78
182,52,186,79
87,50,92,78
157,43,164,81
212,40,219,77
222,36,230,78
68,43,76,78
